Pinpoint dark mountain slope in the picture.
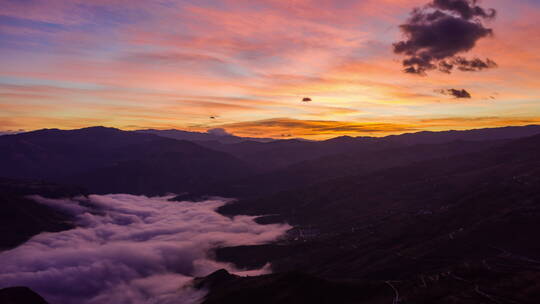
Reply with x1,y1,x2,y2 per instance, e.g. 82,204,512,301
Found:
136,129,275,144
384,124,540,145
0,287,49,304
220,133,540,230
194,269,392,304
3,125,538,196
197,266,540,304
196,138,379,172
208,139,507,198
0,178,85,250
213,133,540,303
0,127,253,195
171,125,540,172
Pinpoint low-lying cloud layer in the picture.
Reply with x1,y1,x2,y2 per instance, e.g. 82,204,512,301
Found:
394,0,497,75
0,194,291,304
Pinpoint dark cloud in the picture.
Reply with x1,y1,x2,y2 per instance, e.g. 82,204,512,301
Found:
452,56,497,71
394,0,497,75
437,88,472,98
302,97,312,102
0,194,290,304
431,0,496,20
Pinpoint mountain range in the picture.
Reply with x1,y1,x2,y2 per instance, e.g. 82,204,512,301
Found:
136,128,276,144
0,127,253,195
2,124,540,303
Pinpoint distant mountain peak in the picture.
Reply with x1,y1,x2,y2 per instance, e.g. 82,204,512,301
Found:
136,128,275,144
78,126,120,131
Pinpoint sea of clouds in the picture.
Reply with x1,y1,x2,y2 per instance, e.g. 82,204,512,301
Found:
0,194,291,304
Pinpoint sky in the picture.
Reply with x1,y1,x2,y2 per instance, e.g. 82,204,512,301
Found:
1,0,539,139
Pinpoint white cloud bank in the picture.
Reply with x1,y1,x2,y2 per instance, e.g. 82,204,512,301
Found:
0,194,291,304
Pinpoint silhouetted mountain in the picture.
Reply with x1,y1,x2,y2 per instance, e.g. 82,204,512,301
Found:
207,139,507,197
214,133,540,303
185,125,540,172
3,125,539,196
136,129,275,144
196,266,540,303
3,125,540,303
194,269,392,304
0,178,85,249
187,138,346,171
0,287,49,304
0,127,253,195
383,124,540,145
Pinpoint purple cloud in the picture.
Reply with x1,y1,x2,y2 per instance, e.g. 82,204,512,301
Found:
394,0,497,75
0,194,290,304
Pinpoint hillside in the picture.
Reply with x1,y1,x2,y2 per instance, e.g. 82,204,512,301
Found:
213,133,540,303
0,178,85,249
0,127,253,195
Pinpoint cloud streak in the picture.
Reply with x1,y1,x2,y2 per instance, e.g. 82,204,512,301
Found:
209,116,540,139
214,118,417,138
0,194,291,304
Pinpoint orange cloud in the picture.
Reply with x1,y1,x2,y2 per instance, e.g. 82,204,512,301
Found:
211,116,540,139
213,118,417,139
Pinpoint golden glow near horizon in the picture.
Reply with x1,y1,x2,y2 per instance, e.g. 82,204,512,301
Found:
1,0,540,139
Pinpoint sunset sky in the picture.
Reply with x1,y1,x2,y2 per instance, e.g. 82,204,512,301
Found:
1,0,539,139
